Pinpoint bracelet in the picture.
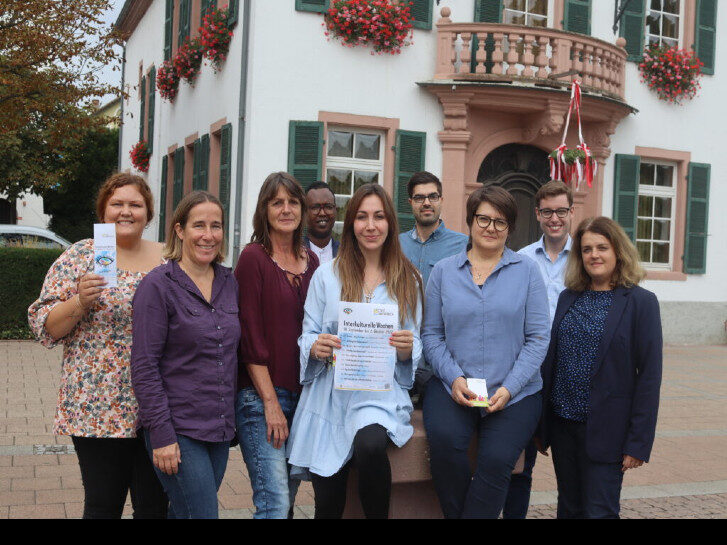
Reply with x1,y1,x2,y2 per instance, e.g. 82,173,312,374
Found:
74,294,86,313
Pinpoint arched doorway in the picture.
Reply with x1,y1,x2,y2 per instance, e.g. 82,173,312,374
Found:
477,144,550,251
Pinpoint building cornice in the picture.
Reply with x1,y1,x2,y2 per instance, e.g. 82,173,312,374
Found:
114,0,153,37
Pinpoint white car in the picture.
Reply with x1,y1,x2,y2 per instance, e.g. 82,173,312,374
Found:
0,225,71,250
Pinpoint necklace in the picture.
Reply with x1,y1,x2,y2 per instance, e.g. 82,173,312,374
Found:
468,250,500,284
363,273,383,303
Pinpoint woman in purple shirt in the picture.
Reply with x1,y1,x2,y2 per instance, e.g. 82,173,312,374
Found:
235,172,319,518
131,191,240,519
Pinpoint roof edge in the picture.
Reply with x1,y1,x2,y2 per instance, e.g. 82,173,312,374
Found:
114,0,153,37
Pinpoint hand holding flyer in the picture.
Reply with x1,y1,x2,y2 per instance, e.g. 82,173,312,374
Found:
467,378,490,408
93,224,117,288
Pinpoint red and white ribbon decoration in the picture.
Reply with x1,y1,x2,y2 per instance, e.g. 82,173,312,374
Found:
549,80,597,188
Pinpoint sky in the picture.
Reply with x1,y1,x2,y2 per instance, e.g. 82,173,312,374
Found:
97,1,125,105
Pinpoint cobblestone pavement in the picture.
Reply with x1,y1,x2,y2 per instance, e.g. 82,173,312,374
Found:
1,341,726,519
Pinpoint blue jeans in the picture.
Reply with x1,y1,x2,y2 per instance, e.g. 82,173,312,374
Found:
236,386,300,519
144,432,229,519
423,379,542,519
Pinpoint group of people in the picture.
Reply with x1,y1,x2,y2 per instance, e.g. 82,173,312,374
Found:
28,167,662,519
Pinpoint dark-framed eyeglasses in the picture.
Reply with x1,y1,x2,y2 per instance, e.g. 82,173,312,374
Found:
309,203,336,213
411,193,441,204
538,207,572,219
474,215,509,232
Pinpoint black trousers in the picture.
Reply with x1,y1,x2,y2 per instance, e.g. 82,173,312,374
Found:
311,424,391,519
549,413,624,519
71,432,168,519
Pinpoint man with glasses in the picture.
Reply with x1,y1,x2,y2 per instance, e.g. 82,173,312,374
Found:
304,181,339,264
399,172,467,404
503,180,574,519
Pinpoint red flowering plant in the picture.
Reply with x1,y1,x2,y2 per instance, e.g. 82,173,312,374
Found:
639,43,703,104
200,7,234,71
130,141,151,172
324,0,414,55
173,37,204,84
156,59,179,101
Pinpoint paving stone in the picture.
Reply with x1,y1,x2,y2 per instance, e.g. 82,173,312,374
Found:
11,477,61,491
9,503,66,519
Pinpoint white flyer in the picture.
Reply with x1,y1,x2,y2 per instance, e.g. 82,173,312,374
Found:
333,302,398,392
467,378,490,408
93,223,117,288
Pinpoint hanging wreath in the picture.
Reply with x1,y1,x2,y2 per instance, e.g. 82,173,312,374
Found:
324,0,414,55
200,7,234,72
548,81,597,188
173,37,204,84
639,43,703,104
130,140,151,173
156,59,179,101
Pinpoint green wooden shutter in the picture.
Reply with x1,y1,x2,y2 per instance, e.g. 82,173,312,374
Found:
288,121,323,190
219,124,233,234
173,147,185,209
394,130,426,234
147,67,155,155
564,0,591,35
164,0,173,60
139,75,146,142
612,154,640,242
202,0,214,19
295,0,330,13
199,134,210,191
695,0,718,75
684,163,711,274
192,138,201,190
619,0,645,62
411,0,433,30
179,0,191,46
472,1,502,74
227,0,239,27
159,155,168,242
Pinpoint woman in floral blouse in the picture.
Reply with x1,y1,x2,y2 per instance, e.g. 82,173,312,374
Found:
28,173,168,519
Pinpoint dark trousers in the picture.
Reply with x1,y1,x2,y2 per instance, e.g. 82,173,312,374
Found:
71,432,168,519
502,440,538,519
311,424,391,519
423,378,542,519
549,413,624,519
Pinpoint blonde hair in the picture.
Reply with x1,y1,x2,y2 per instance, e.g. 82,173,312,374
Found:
163,191,226,263
336,184,423,325
565,216,645,291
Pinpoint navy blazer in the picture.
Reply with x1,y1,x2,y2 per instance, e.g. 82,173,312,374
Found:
304,236,339,258
538,285,663,464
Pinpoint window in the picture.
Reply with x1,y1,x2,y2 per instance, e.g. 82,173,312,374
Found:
503,0,550,28
325,128,385,234
636,161,677,269
645,0,682,48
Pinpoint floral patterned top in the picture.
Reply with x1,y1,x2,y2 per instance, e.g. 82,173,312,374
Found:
28,239,155,438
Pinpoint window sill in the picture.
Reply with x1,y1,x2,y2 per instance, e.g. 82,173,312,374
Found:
645,270,687,281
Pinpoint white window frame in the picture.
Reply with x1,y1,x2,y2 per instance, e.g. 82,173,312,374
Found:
645,0,684,48
325,126,386,234
503,0,553,28
637,159,678,270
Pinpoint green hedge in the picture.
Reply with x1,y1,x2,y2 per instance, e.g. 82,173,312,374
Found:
0,248,63,339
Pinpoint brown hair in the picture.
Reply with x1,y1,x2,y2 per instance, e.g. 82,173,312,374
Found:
250,172,306,257
465,185,517,247
96,172,154,223
336,184,423,325
163,191,226,263
535,180,574,208
565,216,645,291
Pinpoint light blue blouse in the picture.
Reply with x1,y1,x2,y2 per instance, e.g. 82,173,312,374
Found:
287,261,423,479
422,248,550,407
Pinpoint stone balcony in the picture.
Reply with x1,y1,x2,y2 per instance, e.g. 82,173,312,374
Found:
433,7,628,102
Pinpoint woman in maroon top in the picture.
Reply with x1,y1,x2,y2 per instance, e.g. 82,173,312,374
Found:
235,172,319,518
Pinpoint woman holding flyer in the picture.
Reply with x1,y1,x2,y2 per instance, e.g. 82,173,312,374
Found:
28,173,168,519
131,191,239,519
287,183,423,519
421,186,550,519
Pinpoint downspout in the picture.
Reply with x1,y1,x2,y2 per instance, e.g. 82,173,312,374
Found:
232,0,252,266
118,44,126,170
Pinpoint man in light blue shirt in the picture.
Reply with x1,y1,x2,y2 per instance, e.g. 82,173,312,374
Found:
504,180,574,520
399,172,468,403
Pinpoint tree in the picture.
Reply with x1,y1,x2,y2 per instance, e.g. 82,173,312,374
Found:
0,0,121,198
43,126,119,243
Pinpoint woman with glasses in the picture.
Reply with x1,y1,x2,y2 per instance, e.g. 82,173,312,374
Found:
422,186,550,519
234,172,319,518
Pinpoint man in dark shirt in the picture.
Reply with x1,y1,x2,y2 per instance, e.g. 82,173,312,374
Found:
303,181,339,264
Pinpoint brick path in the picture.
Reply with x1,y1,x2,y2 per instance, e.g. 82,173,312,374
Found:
1,341,726,518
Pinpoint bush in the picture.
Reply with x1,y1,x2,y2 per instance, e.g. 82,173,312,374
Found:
0,247,63,339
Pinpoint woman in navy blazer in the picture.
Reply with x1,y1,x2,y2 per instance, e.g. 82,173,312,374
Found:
536,216,662,519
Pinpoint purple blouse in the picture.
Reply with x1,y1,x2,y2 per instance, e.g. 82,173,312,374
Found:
131,260,240,449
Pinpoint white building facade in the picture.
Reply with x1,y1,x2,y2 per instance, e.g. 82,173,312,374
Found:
117,0,725,344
